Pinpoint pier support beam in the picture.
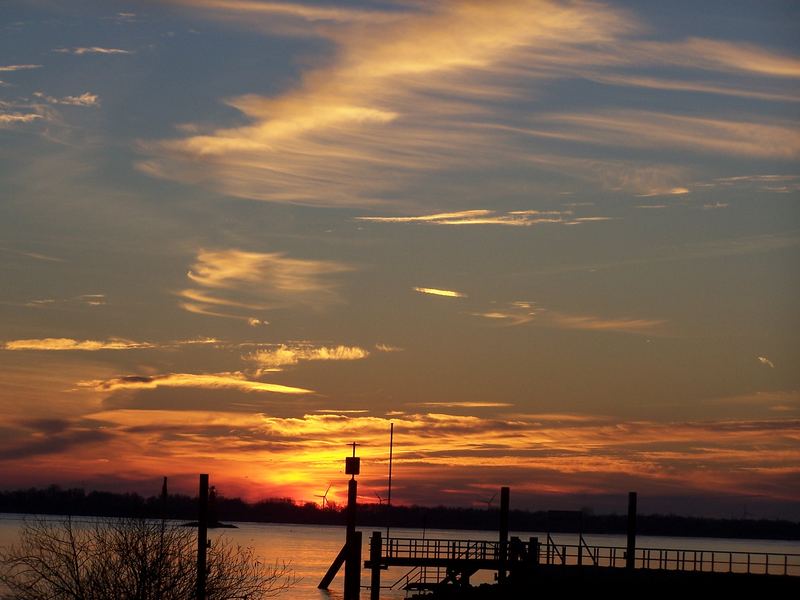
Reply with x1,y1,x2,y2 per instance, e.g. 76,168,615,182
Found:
196,474,209,600
499,486,510,584
370,531,381,600
529,537,539,568
626,491,637,570
345,530,362,600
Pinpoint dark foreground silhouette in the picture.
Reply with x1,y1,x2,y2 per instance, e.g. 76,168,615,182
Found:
1,485,798,540
424,567,800,598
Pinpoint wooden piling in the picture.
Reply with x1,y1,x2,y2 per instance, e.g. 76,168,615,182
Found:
626,491,637,570
499,486,509,584
529,537,539,567
370,531,382,600
345,530,362,600
347,477,357,538
197,474,209,600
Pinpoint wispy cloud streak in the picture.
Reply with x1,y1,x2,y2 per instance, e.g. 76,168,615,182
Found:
0,64,42,72
33,92,100,107
246,344,369,371
356,209,611,226
413,287,466,298
80,372,311,395
472,302,665,335
54,47,131,55
179,249,352,321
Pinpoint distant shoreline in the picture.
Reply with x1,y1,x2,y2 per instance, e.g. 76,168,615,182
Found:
1,487,798,541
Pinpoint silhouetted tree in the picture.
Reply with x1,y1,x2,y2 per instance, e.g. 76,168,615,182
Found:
0,516,296,599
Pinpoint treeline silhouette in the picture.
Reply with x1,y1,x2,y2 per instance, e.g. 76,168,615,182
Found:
1,485,797,540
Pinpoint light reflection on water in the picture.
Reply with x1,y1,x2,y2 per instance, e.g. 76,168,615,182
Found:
1,514,798,599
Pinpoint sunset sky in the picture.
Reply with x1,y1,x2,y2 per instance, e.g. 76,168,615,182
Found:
1,0,798,519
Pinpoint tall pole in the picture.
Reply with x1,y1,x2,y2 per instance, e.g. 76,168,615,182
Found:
386,422,393,538
197,474,209,600
626,491,637,570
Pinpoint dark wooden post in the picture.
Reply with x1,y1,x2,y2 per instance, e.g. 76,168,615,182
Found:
345,530,362,599
370,531,382,600
498,486,510,583
529,537,539,567
626,491,637,570
347,477,358,539
197,474,209,600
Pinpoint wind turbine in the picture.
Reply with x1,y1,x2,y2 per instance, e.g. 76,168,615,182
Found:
375,492,384,505
315,484,332,509
482,492,497,510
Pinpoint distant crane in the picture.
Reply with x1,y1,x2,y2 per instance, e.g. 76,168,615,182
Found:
315,484,332,509
482,492,497,510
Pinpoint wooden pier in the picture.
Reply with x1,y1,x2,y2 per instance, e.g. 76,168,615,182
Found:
316,465,799,598
365,533,800,597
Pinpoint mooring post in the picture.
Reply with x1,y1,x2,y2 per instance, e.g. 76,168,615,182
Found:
347,477,358,538
499,486,510,584
197,474,209,600
345,530,362,599
370,531,382,600
529,537,539,567
626,491,637,570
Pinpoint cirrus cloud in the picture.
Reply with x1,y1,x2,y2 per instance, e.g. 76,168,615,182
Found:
178,248,353,321
79,372,312,395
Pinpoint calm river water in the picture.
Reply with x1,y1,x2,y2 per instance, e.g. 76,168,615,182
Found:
1,514,798,599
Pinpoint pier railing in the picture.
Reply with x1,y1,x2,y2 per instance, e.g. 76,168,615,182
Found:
380,536,800,577
540,538,800,576
383,537,500,562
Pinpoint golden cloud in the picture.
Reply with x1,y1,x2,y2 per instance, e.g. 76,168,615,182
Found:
246,344,369,370
413,287,467,298
140,1,637,207
143,1,800,207
4,338,154,351
356,209,611,227
79,372,312,395
179,248,352,320
2,337,221,351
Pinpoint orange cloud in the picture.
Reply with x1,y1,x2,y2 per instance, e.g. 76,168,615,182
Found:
2,399,798,505
51,410,799,504
2,337,221,351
